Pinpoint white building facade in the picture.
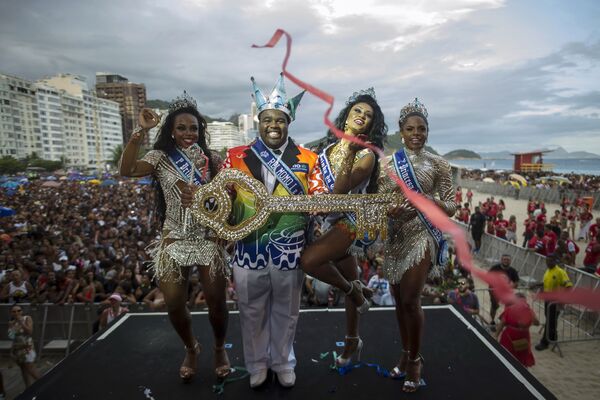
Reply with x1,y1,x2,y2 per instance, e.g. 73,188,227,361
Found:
207,121,245,151
0,72,122,169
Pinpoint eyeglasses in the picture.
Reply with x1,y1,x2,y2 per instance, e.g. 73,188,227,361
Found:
458,281,467,286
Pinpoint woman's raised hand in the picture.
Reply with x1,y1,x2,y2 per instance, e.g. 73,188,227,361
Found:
139,108,161,130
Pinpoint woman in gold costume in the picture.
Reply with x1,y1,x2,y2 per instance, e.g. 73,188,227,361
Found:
119,93,230,383
377,98,456,392
300,89,387,367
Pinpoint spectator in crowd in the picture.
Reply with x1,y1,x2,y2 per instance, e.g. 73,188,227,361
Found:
495,293,539,368
494,213,509,240
578,206,593,241
557,230,578,266
469,206,486,253
488,255,519,329
506,215,517,244
8,305,41,387
588,217,600,241
99,293,129,330
135,272,154,302
455,187,463,205
144,286,167,311
535,255,573,351
456,202,470,224
528,230,546,256
582,237,600,274
367,263,394,306
447,278,479,316
466,188,473,207
0,270,35,303
542,224,558,255
304,276,336,307
522,212,536,248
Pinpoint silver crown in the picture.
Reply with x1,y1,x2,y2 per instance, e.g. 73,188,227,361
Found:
345,87,377,105
399,98,428,125
169,90,198,113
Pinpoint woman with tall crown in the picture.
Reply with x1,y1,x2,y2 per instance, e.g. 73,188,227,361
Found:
376,98,456,392
119,92,231,383
300,88,387,367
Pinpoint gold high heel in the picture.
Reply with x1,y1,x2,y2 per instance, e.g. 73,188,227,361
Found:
180,341,201,383
345,280,370,314
214,345,232,379
389,349,409,379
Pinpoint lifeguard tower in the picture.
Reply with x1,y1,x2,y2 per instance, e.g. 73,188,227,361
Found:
512,149,553,173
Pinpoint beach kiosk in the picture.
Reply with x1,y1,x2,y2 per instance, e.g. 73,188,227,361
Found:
512,149,553,173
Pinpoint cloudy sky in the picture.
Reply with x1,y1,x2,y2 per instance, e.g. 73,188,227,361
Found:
1,0,599,154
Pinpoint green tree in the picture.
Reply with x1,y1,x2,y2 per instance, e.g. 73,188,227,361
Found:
0,156,26,174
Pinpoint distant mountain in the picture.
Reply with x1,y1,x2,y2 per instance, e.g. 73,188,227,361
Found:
478,150,512,159
145,99,236,125
478,146,600,160
443,149,481,159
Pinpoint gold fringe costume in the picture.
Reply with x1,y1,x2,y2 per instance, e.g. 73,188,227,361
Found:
377,148,456,284
142,149,225,282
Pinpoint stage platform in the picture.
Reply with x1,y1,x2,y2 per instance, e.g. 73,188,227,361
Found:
17,305,555,399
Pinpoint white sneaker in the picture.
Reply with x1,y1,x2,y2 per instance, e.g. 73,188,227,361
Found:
250,369,268,388
276,369,296,387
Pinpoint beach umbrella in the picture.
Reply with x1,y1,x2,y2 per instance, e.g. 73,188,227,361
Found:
548,176,571,184
101,179,117,186
137,178,152,185
482,177,495,183
504,181,521,189
508,173,527,186
41,181,61,188
45,175,58,181
1,181,19,189
88,179,101,185
59,176,68,181
0,207,16,217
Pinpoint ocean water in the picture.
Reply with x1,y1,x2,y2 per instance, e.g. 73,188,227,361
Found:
450,158,600,176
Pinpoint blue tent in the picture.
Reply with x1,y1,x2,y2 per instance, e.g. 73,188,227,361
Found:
0,207,16,217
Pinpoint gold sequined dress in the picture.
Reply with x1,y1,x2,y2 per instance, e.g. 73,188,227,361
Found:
321,143,372,238
377,148,456,284
142,149,223,282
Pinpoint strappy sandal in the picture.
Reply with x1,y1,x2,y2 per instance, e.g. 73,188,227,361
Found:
389,349,408,379
180,341,201,383
402,355,426,393
214,345,232,379
335,336,363,367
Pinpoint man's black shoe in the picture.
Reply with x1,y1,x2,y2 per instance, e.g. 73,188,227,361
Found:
534,342,548,351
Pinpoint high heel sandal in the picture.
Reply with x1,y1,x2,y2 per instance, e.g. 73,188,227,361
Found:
345,280,370,314
335,336,363,367
402,354,426,393
389,349,409,379
180,341,201,383
214,345,232,379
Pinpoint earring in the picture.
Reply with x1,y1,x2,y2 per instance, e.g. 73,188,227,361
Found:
171,135,175,139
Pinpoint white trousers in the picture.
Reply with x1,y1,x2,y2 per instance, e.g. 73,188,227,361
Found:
233,265,304,375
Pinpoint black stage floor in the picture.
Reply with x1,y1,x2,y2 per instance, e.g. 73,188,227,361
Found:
17,306,555,400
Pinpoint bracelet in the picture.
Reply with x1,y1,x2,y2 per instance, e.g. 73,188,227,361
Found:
131,126,146,141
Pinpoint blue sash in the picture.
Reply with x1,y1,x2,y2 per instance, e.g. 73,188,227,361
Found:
392,149,448,265
318,144,375,244
167,145,206,185
251,139,305,195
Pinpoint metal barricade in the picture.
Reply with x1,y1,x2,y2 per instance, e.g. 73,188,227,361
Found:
455,222,600,355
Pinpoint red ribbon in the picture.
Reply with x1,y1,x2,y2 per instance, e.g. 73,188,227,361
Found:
252,29,600,311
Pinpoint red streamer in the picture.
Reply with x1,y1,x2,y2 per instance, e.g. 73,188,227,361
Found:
252,29,600,311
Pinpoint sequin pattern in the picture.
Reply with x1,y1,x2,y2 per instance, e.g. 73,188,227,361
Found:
377,149,456,284
141,149,224,282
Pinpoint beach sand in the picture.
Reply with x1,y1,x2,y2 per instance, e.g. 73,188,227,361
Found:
469,188,600,399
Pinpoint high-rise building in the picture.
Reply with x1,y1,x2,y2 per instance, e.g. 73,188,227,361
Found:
0,73,40,158
237,101,259,144
0,71,122,169
38,74,122,169
95,72,146,143
207,121,244,151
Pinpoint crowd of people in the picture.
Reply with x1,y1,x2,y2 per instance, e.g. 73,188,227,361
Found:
460,169,600,193
456,187,600,275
